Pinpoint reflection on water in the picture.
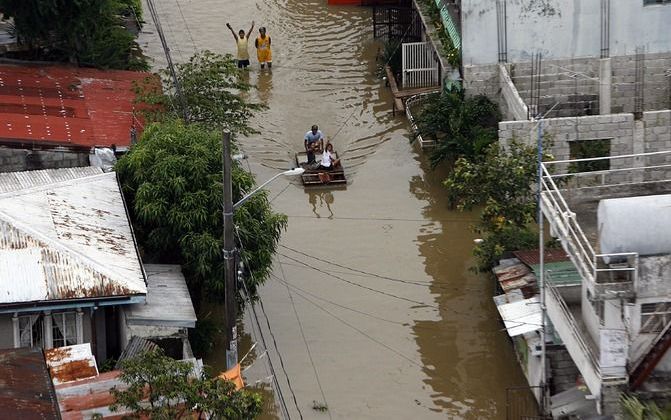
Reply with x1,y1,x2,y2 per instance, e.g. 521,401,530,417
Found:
308,190,335,219
140,0,530,418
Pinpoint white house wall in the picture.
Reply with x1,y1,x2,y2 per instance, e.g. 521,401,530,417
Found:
462,0,671,66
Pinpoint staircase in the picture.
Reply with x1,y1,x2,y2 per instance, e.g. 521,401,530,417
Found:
629,321,671,390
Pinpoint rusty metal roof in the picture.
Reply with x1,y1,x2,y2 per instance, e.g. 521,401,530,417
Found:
0,347,62,419
45,344,99,385
513,248,570,266
55,370,129,419
0,64,150,149
0,168,146,305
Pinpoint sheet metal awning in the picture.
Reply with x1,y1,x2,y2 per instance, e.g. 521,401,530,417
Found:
495,296,542,337
125,264,197,328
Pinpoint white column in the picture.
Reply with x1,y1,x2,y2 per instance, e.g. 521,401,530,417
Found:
43,311,53,349
12,313,20,348
76,309,84,344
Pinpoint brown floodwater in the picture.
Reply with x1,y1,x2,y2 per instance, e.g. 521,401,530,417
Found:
139,0,530,418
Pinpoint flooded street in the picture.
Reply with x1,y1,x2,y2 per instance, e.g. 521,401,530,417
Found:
139,0,529,417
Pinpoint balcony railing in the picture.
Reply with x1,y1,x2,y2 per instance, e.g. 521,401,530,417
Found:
545,275,602,396
540,150,671,300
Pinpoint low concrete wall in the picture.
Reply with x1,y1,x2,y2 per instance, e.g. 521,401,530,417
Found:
499,110,671,178
499,64,528,121
0,147,90,172
466,53,671,117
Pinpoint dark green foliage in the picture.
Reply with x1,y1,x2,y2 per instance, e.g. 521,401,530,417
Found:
135,50,263,133
569,139,611,173
189,316,219,358
621,394,671,420
0,0,147,69
110,349,262,419
414,89,501,168
116,120,287,300
444,140,552,271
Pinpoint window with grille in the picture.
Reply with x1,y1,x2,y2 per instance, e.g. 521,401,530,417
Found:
18,315,44,348
644,0,671,4
640,302,671,333
52,312,77,348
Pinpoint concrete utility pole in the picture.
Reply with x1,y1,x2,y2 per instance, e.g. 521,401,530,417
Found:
222,129,238,370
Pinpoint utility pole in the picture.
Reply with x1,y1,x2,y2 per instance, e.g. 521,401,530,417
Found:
222,129,238,370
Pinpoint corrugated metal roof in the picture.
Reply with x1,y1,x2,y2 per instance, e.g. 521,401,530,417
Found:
126,264,197,328
495,296,542,337
115,336,160,368
45,343,99,385
0,168,146,304
513,248,570,266
0,167,103,194
55,370,129,419
0,347,62,419
0,64,151,148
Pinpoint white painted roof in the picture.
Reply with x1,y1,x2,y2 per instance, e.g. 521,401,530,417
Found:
0,168,146,304
495,296,542,337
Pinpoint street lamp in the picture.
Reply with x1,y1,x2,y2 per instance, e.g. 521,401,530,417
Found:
222,130,304,370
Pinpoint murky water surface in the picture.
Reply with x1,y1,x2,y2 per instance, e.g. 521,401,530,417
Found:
140,0,529,418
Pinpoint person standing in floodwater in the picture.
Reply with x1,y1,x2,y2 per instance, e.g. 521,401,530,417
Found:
226,21,254,68
255,27,272,69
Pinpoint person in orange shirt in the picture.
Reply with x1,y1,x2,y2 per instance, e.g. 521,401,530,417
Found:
255,27,272,69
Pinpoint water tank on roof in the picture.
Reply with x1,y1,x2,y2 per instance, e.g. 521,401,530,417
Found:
598,194,671,257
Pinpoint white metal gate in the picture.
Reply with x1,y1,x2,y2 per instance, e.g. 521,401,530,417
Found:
402,42,439,88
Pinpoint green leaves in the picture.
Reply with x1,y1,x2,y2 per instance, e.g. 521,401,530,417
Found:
0,0,147,69
116,120,287,300
444,140,551,271
135,50,264,134
111,349,262,419
413,89,501,168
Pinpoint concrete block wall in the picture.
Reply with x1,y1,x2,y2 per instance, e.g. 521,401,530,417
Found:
466,53,671,118
462,63,499,99
642,110,671,181
0,147,90,173
612,53,671,114
509,57,600,118
499,111,671,183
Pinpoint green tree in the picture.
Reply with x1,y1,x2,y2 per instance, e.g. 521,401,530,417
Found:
110,349,262,419
621,394,671,420
443,140,551,270
136,50,263,134
0,0,146,69
414,89,500,168
116,120,287,300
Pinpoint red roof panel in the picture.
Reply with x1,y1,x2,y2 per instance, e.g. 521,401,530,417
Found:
0,64,152,149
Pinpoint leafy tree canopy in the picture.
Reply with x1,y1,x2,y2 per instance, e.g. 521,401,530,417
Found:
116,120,287,299
110,349,262,419
136,50,263,134
444,140,552,270
0,0,147,69
414,88,500,168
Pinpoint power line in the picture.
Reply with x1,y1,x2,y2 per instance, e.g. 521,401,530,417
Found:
277,251,543,329
277,258,332,419
236,229,302,420
280,244,485,291
274,272,425,369
173,0,198,53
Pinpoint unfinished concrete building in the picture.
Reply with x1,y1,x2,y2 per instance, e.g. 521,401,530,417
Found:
447,0,671,417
